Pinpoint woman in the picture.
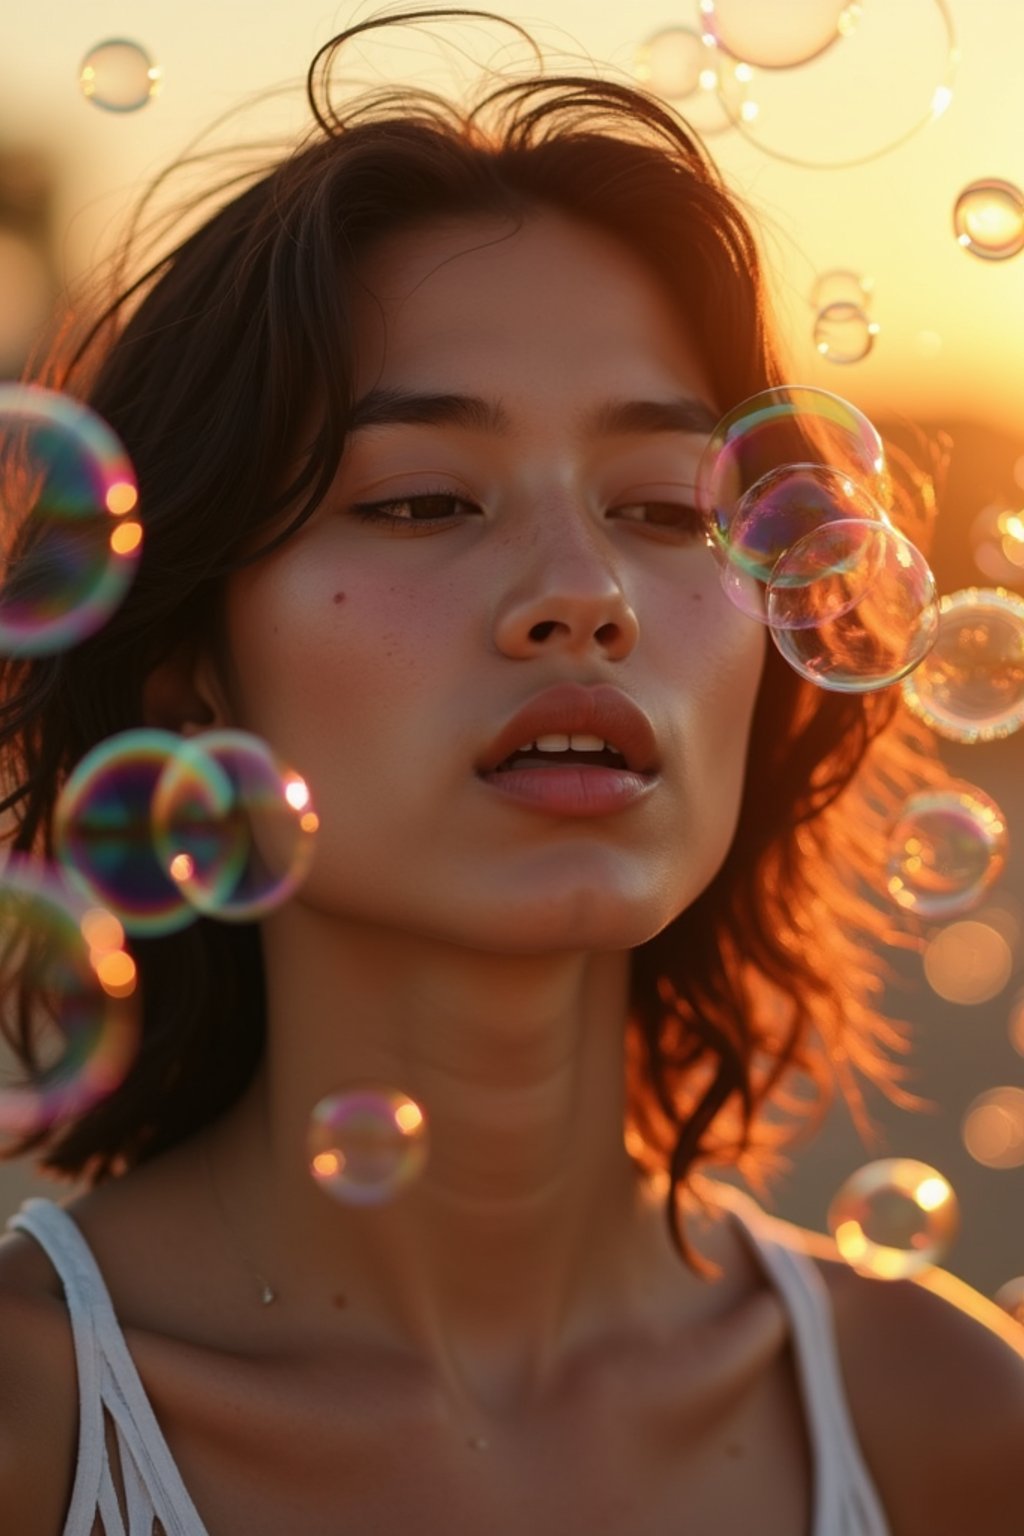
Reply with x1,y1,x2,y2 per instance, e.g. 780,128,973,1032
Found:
0,9,1021,1535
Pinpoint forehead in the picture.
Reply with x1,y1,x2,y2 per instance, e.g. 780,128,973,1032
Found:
350,210,715,410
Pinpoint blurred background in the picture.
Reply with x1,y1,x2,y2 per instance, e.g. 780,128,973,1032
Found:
0,1,1021,1302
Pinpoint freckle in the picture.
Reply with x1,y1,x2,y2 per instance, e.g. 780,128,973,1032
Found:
332,591,346,605
332,1292,348,1309
691,593,703,602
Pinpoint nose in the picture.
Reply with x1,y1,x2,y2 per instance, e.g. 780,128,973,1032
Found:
492,513,640,662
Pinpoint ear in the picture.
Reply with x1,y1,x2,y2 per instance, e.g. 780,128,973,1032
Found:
141,643,234,737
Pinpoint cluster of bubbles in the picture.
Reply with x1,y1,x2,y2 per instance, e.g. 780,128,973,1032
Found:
636,0,958,171
54,727,320,935
308,1087,429,1207
79,40,160,113
695,384,939,691
808,269,878,367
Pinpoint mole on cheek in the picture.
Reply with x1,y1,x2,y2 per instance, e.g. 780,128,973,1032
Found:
332,592,346,605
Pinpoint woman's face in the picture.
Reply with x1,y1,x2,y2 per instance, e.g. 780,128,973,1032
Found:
217,209,765,952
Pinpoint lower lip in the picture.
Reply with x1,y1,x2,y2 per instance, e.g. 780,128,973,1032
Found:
477,765,658,817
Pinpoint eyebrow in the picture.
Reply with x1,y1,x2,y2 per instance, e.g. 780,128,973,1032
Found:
344,387,719,439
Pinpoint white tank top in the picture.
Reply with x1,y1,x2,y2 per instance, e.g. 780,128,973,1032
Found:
7,1185,892,1536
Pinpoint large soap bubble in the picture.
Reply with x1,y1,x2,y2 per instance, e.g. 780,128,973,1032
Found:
885,785,1008,919
901,587,1024,743
0,385,142,655
699,0,858,69
0,858,139,1138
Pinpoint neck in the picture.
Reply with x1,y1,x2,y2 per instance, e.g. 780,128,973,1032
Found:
209,904,674,1413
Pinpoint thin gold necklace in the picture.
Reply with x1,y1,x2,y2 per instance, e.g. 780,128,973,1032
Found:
203,1138,278,1306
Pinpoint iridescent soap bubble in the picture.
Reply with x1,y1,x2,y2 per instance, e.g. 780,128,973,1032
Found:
813,302,878,364
901,588,1024,743
0,385,142,655
809,269,874,312
767,520,938,691
962,1087,1024,1169
953,179,1024,261
0,857,139,1138
885,785,1007,919
696,386,886,579
79,40,161,113
634,27,747,134
924,919,1013,1005
715,465,888,622
827,1158,959,1279
54,729,197,937
699,0,859,68
994,1276,1024,1326
308,1086,429,1207
151,729,319,921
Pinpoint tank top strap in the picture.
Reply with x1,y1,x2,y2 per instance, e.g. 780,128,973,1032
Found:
711,1183,892,1536
6,1197,210,1536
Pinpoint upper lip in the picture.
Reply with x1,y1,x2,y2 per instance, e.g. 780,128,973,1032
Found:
477,684,660,775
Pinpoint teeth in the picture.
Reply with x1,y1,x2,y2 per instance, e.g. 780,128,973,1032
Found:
526,733,609,752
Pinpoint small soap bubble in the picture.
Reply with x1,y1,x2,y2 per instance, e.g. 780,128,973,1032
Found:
808,269,874,312
696,386,886,579
885,785,1007,919
79,40,160,113
634,27,707,100
151,729,319,921
994,1276,1024,1326
54,729,197,937
953,179,1024,261
700,0,857,68
0,385,141,655
0,857,139,1138
901,587,1024,743
924,920,1013,1005
767,520,938,691
827,1159,958,1279
308,1086,429,1206
813,302,878,364
962,1087,1024,1169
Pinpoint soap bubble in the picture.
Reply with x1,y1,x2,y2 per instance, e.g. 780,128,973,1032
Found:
962,1087,1024,1169
808,269,874,312
634,27,748,134
715,0,958,169
953,179,1024,261
767,520,938,691
969,503,1024,585
696,386,886,572
308,1086,428,1206
827,1158,958,1279
994,1276,1024,1326
813,302,878,364
151,729,320,921
0,857,139,1138
924,919,1013,1005
901,587,1024,743
0,385,142,655
885,785,1007,919
79,40,161,113
699,0,859,68
54,730,198,937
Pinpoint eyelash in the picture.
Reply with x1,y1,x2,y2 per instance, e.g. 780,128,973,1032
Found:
348,490,705,535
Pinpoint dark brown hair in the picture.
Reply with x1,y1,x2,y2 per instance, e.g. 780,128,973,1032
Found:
0,7,938,1274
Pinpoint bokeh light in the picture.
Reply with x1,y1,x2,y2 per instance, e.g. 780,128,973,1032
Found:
767,519,938,691
885,786,1008,919
308,1086,429,1206
0,384,142,655
953,179,1024,261
901,587,1024,743
79,40,161,113
1009,990,1024,1057
813,301,878,364
827,1158,959,1279
54,729,197,938
924,920,1013,1005
152,729,320,921
0,857,139,1138
961,1087,1024,1169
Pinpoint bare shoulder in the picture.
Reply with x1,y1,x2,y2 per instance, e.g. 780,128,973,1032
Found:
0,1215,80,1536
801,1228,1024,1536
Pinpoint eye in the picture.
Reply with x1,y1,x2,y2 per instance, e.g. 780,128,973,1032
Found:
612,501,705,536
348,491,480,526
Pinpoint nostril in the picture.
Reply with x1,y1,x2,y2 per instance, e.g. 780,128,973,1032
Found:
595,622,619,645
528,620,559,641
